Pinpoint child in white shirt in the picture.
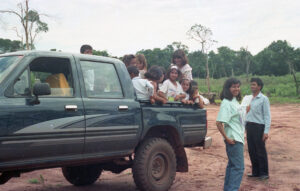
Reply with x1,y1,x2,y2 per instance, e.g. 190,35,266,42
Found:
127,66,154,101
158,65,186,101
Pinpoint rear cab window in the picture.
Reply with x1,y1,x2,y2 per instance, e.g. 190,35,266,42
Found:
80,60,123,98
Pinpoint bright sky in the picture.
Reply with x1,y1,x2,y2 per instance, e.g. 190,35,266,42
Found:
1,0,300,56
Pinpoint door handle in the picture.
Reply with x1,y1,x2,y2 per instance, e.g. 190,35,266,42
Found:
118,105,128,111
65,105,78,111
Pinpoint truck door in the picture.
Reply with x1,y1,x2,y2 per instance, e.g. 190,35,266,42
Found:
78,60,140,158
0,56,85,168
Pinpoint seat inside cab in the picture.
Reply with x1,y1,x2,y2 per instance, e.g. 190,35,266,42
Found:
29,57,74,97
45,73,71,96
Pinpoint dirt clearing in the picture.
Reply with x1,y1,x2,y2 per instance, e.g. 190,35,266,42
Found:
2,104,300,191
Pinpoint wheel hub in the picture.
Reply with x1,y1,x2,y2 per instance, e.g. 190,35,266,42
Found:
151,154,167,180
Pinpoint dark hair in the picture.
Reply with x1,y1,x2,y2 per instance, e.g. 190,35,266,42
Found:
172,49,188,66
127,66,139,76
250,77,264,90
166,66,181,80
80,44,93,54
122,54,136,67
189,80,199,100
158,66,167,82
144,65,163,81
220,78,241,101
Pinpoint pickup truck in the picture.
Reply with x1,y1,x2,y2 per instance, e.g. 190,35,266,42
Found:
0,51,211,191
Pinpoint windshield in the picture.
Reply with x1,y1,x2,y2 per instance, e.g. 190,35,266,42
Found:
0,56,23,83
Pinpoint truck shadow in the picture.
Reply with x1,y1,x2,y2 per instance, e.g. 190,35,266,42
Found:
30,182,138,191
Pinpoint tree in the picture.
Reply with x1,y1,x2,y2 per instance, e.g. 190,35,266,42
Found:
0,0,49,50
188,50,206,78
0,38,23,53
93,50,110,57
187,24,217,92
170,41,189,54
238,47,252,82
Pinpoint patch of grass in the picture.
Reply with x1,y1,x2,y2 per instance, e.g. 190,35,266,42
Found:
196,73,300,104
269,97,300,104
28,175,46,185
28,178,39,184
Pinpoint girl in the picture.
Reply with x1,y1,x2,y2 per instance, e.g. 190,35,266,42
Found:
180,78,193,104
172,49,193,81
122,54,137,68
158,65,185,101
136,54,147,79
216,78,244,191
189,80,205,109
144,66,168,104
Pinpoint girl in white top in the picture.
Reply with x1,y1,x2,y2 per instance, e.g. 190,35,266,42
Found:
180,78,193,104
172,49,193,81
158,65,186,101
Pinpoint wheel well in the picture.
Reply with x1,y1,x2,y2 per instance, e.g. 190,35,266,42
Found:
141,125,188,172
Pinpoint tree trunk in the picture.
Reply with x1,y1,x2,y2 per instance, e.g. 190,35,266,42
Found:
205,54,210,93
246,54,250,82
291,68,299,95
246,61,250,82
25,0,30,50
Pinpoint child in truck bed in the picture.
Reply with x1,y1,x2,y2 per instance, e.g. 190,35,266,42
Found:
158,65,186,102
127,66,154,102
144,66,168,104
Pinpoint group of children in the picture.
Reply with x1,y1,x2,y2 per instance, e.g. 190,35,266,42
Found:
126,49,209,108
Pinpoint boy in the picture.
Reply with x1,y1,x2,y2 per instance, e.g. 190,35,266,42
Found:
127,66,154,102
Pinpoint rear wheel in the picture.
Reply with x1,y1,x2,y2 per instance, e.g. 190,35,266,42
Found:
132,138,176,191
62,164,102,186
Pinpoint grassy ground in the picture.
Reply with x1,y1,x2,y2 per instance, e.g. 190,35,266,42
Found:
196,73,300,104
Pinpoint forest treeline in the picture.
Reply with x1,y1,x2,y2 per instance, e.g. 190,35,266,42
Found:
1,38,299,79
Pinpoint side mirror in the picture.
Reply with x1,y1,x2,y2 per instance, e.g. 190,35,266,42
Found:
30,83,51,104
33,83,51,96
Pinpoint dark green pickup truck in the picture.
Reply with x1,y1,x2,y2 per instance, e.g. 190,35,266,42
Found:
0,51,211,191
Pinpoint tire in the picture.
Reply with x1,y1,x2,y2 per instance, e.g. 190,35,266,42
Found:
132,138,176,191
62,164,102,186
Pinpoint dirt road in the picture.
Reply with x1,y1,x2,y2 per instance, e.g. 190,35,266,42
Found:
2,104,300,191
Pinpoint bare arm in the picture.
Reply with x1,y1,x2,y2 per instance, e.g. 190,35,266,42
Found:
175,94,186,101
151,83,167,104
216,121,235,144
194,95,204,109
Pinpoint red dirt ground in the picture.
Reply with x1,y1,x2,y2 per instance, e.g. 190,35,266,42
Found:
2,104,300,191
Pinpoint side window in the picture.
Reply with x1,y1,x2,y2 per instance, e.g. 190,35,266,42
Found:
7,57,74,97
30,57,74,97
13,68,30,96
80,61,123,98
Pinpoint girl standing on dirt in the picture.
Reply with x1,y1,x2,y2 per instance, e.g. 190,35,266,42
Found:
216,78,244,191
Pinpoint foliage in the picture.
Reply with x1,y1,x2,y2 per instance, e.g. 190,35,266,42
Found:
28,178,40,184
0,0,49,50
0,38,23,53
196,73,300,103
93,50,110,57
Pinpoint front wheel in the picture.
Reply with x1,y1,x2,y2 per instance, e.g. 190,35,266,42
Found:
62,164,102,186
132,138,176,191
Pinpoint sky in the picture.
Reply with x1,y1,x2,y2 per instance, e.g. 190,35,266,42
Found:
1,0,300,56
